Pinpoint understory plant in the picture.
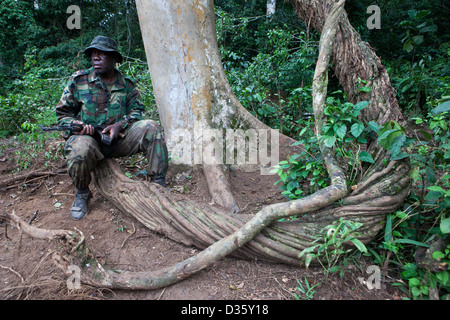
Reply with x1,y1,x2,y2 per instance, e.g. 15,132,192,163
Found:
272,94,375,199
298,218,368,278
292,277,321,300
365,88,449,300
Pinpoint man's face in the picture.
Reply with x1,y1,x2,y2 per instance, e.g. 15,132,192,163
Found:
90,49,116,75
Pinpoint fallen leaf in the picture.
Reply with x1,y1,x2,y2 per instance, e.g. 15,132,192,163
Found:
229,282,244,290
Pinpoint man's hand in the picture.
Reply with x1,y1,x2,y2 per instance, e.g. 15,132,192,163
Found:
73,120,95,136
102,122,123,142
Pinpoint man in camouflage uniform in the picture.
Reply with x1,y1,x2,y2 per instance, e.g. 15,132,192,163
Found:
56,36,168,220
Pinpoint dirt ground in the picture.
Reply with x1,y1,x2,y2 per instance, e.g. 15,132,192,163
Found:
0,137,406,301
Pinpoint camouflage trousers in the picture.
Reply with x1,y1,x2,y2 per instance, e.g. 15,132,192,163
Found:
64,120,168,190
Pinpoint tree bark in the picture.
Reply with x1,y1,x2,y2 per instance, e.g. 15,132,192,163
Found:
289,0,404,126
267,0,276,17
135,0,297,211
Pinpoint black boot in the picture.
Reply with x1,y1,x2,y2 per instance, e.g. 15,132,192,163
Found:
71,188,92,220
153,177,166,187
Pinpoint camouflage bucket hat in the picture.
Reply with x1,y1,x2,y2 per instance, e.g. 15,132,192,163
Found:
84,36,123,63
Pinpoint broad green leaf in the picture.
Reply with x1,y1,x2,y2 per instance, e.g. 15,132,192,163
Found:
333,123,347,139
427,186,445,193
420,24,437,33
436,271,449,285
425,166,437,184
354,100,369,110
392,239,429,247
410,167,420,181
368,121,381,133
377,128,400,146
409,278,421,287
322,123,333,135
298,127,308,137
390,152,409,161
329,266,340,274
417,129,432,141
359,151,374,163
384,214,393,243
357,136,367,144
287,180,299,191
416,10,430,19
402,263,418,279
323,135,336,148
390,134,406,155
432,100,450,114
412,35,424,45
432,251,445,260
350,238,367,253
403,39,414,52
425,191,443,201
440,217,450,234
411,286,422,298
421,285,429,295
357,87,372,93
351,122,364,138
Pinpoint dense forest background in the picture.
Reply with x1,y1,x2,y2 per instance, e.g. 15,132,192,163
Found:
0,0,448,299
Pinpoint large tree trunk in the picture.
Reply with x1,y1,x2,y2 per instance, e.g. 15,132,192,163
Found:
135,0,296,212
3,0,411,290
289,0,404,126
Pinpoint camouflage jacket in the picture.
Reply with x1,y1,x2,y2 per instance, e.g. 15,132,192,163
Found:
56,67,144,129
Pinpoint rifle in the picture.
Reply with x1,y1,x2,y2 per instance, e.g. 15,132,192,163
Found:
39,123,114,145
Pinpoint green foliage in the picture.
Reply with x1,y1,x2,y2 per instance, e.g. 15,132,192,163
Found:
292,277,320,300
119,59,159,121
365,86,449,299
400,9,438,54
272,128,329,200
346,0,449,62
321,96,370,149
273,94,375,199
298,218,368,278
397,234,449,300
216,2,318,138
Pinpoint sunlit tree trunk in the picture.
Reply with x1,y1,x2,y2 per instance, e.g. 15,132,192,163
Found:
135,0,294,212
267,0,276,17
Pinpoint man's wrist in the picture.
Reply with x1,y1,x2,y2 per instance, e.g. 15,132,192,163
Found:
117,120,128,130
